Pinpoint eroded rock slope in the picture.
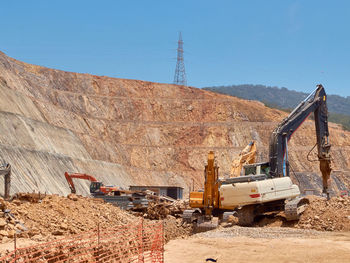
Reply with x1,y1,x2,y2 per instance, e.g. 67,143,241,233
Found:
0,51,349,196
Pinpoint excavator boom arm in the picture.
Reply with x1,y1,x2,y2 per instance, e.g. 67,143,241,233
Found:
64,172,98,194
203,151,220,216
268,85,331,193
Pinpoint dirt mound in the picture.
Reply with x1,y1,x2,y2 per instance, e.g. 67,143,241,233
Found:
297,195,350,231
0,193,192,245
2,194,135,241
163,215,192,242
254,195,350,231
131,199,192,242
144,200,188,220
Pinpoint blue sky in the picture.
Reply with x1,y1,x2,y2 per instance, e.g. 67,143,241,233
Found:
1,1,349,97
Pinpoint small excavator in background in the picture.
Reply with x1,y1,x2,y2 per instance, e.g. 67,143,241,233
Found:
0,163,11,200
64,172,118,196
230,141,257,177
184,84,332,228
64,172,150,210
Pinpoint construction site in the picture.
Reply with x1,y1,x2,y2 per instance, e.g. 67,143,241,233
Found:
0,47,349,263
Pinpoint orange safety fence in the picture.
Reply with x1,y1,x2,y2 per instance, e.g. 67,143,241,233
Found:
0,219,164,263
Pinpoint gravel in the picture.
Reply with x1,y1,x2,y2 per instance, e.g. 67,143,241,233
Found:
196,226,324,239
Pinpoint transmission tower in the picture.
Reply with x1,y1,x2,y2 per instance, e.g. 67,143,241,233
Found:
173,32,187,86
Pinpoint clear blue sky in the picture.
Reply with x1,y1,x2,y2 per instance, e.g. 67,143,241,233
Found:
1,1,349,97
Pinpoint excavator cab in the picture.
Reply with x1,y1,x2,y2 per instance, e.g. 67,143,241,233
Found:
90,181,103,194
243,162,270,176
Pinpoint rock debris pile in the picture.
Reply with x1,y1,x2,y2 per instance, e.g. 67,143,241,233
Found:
3,194,135,242
144,200,188,220
255,195,350,231
164,216,192,242
296,195,350,231
0,193,192,244
0,192,348,246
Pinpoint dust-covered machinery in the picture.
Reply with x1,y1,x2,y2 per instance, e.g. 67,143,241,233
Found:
64,172,119,195
183,85,332,228
230,141,257,177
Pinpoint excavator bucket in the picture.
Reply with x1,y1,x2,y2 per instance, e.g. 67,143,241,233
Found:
182,210,219,233
193,218,219,233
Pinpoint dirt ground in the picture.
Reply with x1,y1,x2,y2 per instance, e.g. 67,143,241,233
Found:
164,226,350,263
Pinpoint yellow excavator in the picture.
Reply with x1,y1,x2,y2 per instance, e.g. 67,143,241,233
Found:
183,85,332,228
230,141,257,177
188,141,257,217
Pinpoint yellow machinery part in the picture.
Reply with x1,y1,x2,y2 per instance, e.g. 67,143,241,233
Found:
189,191,204,208
230,141,257,177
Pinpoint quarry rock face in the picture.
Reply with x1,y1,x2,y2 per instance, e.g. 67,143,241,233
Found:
0,51,349,196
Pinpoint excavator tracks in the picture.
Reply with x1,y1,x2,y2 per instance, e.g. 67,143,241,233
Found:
182,210,219,233
284,197,309,221
193,221,218,233
182,209,197,223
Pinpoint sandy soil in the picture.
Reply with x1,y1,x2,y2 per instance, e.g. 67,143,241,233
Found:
165,227,350,263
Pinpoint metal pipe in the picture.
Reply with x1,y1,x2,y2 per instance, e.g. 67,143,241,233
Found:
287,87,318,119
303,87,318,103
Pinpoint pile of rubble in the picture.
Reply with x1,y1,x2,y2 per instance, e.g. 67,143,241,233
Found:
133,199,192,241
255,195,350,231
164,216,192,242
144,200,188,220
0,193,136,242
2,191,348,247
296,195,350,231
0,193,192,244
0,200,23,240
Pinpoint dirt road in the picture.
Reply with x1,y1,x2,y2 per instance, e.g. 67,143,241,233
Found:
164,226,350,263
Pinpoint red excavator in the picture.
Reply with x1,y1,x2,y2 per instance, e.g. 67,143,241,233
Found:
64,172,150,210
64,172,118,195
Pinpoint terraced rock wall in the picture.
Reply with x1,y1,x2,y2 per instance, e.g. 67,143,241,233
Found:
0,51,349,196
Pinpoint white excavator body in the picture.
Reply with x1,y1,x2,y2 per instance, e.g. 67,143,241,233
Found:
220,176,300,208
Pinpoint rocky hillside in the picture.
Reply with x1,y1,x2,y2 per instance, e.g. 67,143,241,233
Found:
204,84,350,116
0,51,349,196
203,84,350,131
